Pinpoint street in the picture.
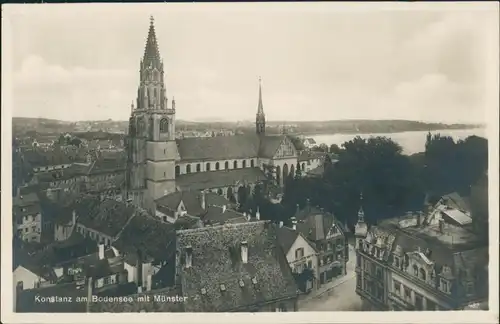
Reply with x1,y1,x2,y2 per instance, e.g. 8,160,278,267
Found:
299,244,365,311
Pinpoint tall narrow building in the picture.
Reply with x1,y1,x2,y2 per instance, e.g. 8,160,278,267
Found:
126,16,177,211
256,77,266,135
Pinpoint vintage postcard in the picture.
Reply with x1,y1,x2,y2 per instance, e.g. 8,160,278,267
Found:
1,2,498,324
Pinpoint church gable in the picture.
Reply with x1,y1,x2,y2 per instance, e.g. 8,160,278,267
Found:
273,136,297,159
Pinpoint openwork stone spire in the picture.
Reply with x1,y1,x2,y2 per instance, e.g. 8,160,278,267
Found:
142,15,162,70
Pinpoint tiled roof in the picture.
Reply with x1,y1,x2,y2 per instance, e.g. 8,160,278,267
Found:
16,283,89,313
202,206,248,225
90,286,184,312
441,192,470,212
156,191,204,216
298,150,325,162
13,193,40,207
15,254,58,282
74,197,136,237
306,164,325,177
57,249,120,279
176,221,298,312
175,134,290,162
88,158,126,175
176,135,260,162
294,206,336,241
176,168,267,191
276,226,299,254
113,212,176,262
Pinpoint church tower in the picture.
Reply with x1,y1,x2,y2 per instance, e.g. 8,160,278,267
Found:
126,16,177,211
354,192,368,248
256,77,266,135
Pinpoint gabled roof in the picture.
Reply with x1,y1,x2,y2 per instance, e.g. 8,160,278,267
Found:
440,192,470,212
14,256,57,282
176,168,267,191
276,226,299,254
202,206,248,225
294,205,338,242
176,221,298,312
258,135,286,158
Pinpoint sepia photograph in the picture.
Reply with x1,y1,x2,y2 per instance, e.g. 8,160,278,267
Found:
1,2,498,323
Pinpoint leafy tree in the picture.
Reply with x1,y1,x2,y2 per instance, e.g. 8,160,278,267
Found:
295,162,302,179
329,144,341,154
288,135,306,151
292,268,316,292
70,137,82,147
237,186,249,207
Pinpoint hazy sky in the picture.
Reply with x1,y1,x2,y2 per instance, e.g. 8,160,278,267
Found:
4,3,498,122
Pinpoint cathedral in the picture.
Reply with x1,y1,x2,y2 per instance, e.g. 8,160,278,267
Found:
126,17,299,213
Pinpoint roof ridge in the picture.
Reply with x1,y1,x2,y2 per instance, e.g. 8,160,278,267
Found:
177,220,269,235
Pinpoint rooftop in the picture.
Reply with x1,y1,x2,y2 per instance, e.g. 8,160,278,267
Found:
176,221,298,312
176,167,267,191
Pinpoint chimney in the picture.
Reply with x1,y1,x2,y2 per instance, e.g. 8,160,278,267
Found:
86,277,93,313
146,274,152,292
292,218,297,231
417,211,423,226
296,204,300,214
98,244,105,260
438,219,445,233
240,241,248,264
185,246,193,268
279,221,284,228
16,186,21,198
200,191,206,210
222,205,226,213
256,206,260,220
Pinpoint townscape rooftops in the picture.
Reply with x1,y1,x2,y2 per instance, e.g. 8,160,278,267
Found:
202,206,248,225
440,192,471,212
176,221,298,312
276,226,300,254
13,192,40,207
176,167,267,191
294,205,339,241
297,150,325,162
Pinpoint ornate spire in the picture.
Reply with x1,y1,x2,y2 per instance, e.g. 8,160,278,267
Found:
257,76,264,116
142,15,162,70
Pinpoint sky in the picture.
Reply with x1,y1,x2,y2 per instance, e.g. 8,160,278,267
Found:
4,3,499,123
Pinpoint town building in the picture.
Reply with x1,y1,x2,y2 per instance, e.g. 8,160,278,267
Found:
175,221,299,312
355,205,489,311
125,17,300,214
292,202,348,286
276,223,319,292
13,192,42,243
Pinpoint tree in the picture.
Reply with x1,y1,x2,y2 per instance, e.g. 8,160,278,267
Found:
70,137,82,147
292,268,316,292
237,186,249,207
295,162,302,179
329,144,341,154
288,135,306,151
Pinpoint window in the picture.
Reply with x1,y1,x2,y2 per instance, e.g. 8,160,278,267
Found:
394,281,401,294
220,284,226,292
419,268,427,281
16,281,24,290
196,164,201,172
376,267,383,280
242,160,246,168
233,161,238,169
103,277,110,285
25,228,29,233
404,286,411,300
175,166,180,176
307,260,312,268
356,254,361,267
327,243,332,251
394,256,400,268
217,188,223,195
413,264,419,276
206,163,211,171
186,165,191,174
301,163,306,170
224,161,229,169
440,279,448,292
466,282,473,294
251,160,255,167
415,294,423,310
215,162,220,170
295,248,304,259
160,118,169,133
427,299,436,311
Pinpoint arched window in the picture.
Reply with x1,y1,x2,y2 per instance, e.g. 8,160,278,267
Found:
186,165,191,174
196,164,201,172
301,162,306,170
16,281,23,290
206,163,211,171
413,265,419,276
215,162,220,170
251,160,255,167
419,268,426,281
175,166,180,176
242,160,247,168
160,118,169,133
153,88,157,100
224,161,229,170
217,188,223,195
233,161,238,169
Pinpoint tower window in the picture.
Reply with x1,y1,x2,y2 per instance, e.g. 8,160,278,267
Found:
186,165,191,174
175,166,180,176
233,161,238,169
215,162,220,170
160,118,169,133
242,160,247,168
196,164,201,172
206,163,211,171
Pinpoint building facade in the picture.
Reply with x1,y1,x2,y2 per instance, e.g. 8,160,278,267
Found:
125,17,300,214
13,193,42,243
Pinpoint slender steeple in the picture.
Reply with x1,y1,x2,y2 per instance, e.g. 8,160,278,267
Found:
142,15,162,70
256,76,266,135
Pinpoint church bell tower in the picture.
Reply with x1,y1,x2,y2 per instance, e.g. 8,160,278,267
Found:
126,16,177,211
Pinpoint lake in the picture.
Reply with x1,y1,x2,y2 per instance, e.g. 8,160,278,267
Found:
311,128,487,155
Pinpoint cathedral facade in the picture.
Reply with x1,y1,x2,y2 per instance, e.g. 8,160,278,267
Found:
126,17,299,213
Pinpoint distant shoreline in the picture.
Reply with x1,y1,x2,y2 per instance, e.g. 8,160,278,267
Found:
289,126,484,137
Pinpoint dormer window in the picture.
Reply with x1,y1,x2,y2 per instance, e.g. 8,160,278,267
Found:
251,277,257,285
220,284,226,292
201,288,207,295
239,279,245,288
